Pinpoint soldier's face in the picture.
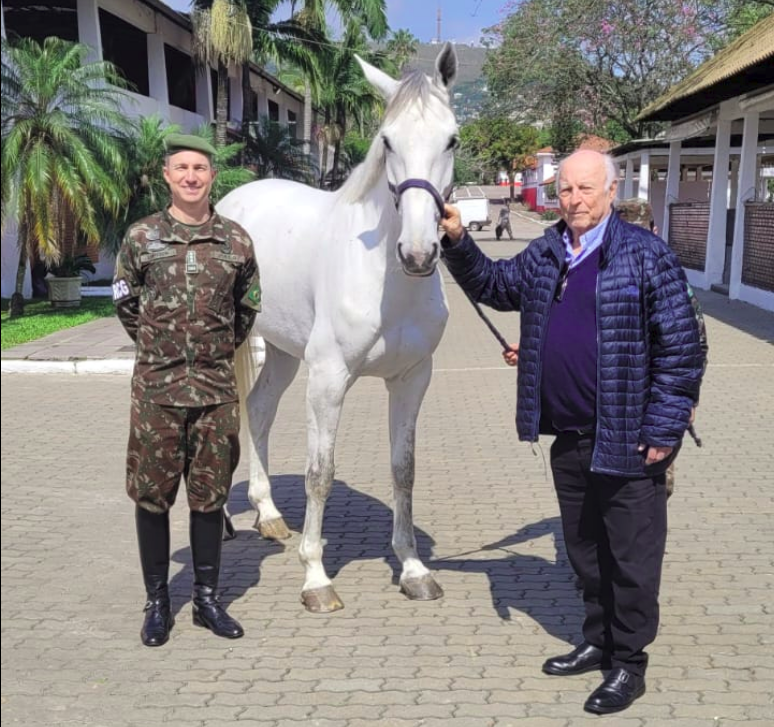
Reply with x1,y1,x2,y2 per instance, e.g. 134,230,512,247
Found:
558,151,617,240
163,151,216,208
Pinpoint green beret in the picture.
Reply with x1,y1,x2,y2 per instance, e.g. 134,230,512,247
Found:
616,197,653,229
164,133,216,158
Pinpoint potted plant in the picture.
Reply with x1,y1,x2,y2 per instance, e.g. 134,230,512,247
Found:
46,254,97,308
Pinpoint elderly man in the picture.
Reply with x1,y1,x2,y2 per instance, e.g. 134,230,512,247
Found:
114,134,262,647
440,150,704,714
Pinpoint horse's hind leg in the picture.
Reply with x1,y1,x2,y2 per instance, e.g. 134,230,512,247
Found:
387,359,443,601
299,360,350,613
246,342,300,540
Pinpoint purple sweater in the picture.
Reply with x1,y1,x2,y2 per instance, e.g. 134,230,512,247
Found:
540,246,601,434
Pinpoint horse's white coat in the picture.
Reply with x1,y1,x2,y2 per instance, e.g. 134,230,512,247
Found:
217,45,458,608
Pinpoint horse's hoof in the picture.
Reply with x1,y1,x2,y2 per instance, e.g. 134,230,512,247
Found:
301,586,344,613
400,575,443,601
254,516,292,540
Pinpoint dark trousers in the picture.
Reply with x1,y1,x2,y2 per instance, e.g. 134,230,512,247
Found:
550,433,667,676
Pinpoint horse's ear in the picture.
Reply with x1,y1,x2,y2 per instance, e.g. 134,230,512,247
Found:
434,42,457,88
355,54,399,101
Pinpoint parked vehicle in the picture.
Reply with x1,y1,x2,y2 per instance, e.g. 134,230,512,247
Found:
496,170,510,186
452,186,491,231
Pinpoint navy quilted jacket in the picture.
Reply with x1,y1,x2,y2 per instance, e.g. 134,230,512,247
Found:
441,212,705,477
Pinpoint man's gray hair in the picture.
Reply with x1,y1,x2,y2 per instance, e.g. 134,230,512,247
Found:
602,154,619,191
557,151,619,191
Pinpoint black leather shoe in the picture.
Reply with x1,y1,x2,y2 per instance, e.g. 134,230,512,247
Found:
192,587,244,639
542,642,604,675
584,668,645,714
141,596,174,647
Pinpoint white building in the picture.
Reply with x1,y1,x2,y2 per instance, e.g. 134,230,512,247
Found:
1,0,313,297
611,15,774,311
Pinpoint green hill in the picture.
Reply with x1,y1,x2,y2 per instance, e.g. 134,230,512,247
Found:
408,42,488,85
406,42,489,123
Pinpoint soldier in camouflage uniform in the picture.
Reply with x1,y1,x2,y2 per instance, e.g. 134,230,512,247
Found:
615,199,709,498
114,134,262,647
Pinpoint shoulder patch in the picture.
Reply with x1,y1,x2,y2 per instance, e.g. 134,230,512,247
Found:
112,279,132,302
242,280,262,311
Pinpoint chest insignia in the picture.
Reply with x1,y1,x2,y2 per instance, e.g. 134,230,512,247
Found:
185,250,199,274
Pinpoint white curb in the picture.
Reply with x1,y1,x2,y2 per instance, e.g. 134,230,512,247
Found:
1,358,134,374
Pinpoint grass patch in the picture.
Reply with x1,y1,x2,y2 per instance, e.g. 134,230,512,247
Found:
1,297,116,351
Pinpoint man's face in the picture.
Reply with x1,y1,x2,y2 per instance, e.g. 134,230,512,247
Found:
557,151,617,239
163,150,216,207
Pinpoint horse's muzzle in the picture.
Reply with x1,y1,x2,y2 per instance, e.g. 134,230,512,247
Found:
397,242,439,277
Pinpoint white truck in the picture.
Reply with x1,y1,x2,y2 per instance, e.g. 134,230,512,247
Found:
452,186,491,231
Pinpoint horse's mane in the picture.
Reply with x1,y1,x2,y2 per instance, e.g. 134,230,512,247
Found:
338,71,451,205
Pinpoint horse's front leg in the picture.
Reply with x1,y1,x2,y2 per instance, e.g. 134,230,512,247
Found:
245,342,300,540
387,358,443,601
299,360,350,613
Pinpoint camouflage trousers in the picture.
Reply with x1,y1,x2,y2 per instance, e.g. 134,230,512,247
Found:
126,399,240,514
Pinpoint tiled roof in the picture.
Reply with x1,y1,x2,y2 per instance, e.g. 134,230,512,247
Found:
638,13,774,121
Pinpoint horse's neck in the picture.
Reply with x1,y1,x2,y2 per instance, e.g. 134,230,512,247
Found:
338,172,400,258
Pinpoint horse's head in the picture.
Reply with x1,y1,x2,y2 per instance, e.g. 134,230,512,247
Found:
356,44,458,277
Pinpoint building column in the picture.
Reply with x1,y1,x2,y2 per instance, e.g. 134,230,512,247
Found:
76,0,102,62
615,163,625,199
229,69,243,127
637,151,650,200
195,66,214,122
147,32,169,116
729,111,760,299
705,118,732,288
624,158,635,198
729,157,740,204
663,141,682,242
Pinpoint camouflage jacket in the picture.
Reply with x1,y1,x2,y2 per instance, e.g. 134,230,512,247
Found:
113,208,261,406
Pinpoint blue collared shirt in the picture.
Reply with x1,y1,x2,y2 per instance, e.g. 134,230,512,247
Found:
562,212,611,269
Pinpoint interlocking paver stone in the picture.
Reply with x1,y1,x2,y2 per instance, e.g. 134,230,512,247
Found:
2,215,773,726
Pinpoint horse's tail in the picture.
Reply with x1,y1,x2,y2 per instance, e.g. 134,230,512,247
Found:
236,332,264,437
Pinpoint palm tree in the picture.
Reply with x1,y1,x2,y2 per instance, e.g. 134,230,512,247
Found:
1,37,130,317
385,28,419,73
191,0,254,148
97,115,181,257
319,18,387,189
289,0,387,162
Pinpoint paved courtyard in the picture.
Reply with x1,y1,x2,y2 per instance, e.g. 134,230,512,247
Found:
2,216,773,726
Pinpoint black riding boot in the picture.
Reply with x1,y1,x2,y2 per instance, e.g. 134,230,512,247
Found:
190,510,244,639
136,506,174,646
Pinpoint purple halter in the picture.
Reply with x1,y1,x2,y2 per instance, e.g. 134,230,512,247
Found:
388,178,451,217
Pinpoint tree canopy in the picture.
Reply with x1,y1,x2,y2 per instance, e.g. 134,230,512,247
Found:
483,0,774,141
458,117,546,182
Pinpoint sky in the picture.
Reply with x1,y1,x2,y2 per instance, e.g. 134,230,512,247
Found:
161,1,505,46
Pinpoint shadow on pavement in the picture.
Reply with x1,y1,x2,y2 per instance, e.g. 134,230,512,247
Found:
172,474,582,643
430,516,583,644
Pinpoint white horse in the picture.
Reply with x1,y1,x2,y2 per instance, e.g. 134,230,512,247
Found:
217,44,458,613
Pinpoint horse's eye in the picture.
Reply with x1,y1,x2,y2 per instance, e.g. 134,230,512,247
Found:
382,136,393,152
446,136,459,151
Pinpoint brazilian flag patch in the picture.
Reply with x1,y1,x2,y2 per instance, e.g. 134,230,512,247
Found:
243,280,262,311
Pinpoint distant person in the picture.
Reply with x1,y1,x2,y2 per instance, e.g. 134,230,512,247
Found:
113,134,262,647
440,150,704,714
495,204,513,240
